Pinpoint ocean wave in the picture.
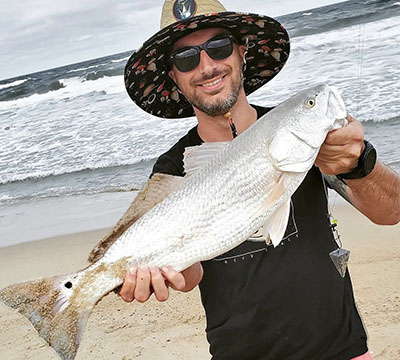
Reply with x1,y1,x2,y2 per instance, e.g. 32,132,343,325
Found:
362,115,400,124
288,2,399,38
83,68,123,81
0,78,29,90
111,56,130,63
0,79,66,102
66,64,102,73
0,158,157,186
0,186,139,206
0,75,124,109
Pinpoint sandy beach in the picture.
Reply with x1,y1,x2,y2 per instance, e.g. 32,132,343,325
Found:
0,199,399,360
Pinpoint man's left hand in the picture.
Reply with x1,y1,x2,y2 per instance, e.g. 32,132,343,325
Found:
315,114,365,175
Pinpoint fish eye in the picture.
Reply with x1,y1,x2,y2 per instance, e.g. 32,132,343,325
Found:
306,99,316,108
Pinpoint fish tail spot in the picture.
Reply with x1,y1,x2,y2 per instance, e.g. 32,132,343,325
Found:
0,272,92,360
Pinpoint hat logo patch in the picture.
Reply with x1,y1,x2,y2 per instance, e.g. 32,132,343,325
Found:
173,0,197,21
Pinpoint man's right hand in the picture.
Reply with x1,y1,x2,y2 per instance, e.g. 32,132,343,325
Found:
119,262,203,303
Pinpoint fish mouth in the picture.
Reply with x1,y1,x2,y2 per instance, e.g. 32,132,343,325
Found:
327,86,347,128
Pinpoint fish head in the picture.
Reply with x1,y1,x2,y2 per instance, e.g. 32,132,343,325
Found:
285,83,347,147
268,84,347,172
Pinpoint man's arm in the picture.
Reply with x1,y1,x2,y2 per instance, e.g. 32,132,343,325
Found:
316,115,400,225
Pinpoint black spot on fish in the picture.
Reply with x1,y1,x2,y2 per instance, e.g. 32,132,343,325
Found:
65,282,72,289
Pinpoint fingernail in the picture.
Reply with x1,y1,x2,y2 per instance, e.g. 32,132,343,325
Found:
150,267,158,274
161,266,168,273
129,267,137,275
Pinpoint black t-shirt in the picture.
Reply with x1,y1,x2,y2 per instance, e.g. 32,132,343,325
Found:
151,105,368,360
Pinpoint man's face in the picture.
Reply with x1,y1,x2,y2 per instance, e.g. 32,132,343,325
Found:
168,28,246,117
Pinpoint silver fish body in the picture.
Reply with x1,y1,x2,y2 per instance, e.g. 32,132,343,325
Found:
98,83,347,271
0,84,347,360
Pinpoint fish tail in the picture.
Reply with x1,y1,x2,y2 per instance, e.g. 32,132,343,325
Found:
0,272,95,360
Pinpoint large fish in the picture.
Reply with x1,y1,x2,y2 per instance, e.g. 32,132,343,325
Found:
0,84,347,360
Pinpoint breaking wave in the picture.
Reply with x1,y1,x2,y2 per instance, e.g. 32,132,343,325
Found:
0,158,156,186
0,75,124,109
0,78,29,90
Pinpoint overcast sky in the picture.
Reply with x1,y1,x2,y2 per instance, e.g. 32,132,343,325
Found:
0,0,345,80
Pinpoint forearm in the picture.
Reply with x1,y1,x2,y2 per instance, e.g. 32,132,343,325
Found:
345,161,400,225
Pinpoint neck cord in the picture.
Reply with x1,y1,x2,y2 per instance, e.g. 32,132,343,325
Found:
321,175,343,248
321,174,350,277
224,112,238,139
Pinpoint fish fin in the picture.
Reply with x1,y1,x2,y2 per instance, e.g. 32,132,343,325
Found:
88,173,185,264
264,199,291,247
252,174,290,246
0,272,93,360
183,142,229,176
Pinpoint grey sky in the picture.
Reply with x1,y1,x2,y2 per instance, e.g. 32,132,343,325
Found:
0,0,345,80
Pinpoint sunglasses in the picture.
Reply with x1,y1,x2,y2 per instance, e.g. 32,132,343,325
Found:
170,35,238,73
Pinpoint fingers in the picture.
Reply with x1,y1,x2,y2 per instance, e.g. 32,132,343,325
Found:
119,266,174,303
316,115,365,174
135,267,152,302
161,266,186,291
150,267,170,302
119,267,137,302
324,115,364,146
315,144,361,174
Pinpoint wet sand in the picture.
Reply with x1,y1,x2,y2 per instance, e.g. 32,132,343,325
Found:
0,200,399,359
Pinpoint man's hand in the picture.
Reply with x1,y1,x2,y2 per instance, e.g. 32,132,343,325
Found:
315,115,364,175
119,262,203,303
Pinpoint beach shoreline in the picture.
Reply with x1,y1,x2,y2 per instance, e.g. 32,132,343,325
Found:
0,200,399,359
0,191,138,247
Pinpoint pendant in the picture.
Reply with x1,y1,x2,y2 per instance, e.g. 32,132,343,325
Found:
329,248,350,277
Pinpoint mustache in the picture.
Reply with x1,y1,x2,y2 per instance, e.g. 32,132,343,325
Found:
193,68,224,84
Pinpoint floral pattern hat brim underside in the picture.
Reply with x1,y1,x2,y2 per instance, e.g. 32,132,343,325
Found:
124,12,290,119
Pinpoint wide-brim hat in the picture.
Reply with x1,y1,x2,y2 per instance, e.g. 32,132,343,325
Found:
124,0,290,119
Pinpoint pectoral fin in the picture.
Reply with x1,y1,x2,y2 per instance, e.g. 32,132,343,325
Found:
264,199,291,247
250,200,291,247
250,173,291,247
88,173,185,263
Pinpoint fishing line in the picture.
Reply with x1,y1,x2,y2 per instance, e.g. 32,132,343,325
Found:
355,4,366,118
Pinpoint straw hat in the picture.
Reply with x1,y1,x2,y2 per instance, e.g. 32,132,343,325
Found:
124,0,290,119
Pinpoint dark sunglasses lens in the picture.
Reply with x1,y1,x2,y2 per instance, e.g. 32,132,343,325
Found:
173,47,199,72
206,37,233,60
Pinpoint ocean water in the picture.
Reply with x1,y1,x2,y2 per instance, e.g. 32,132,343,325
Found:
0,0,399,245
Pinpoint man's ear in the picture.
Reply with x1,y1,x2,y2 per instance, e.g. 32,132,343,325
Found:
238,44,248,73
168,69,176,82
168,69,181,92
239,44,247,56
238,44,247,61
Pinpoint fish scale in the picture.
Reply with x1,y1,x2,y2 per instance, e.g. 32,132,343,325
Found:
0,84,347,360
102,139,278,271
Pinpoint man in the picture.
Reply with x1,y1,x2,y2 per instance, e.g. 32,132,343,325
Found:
117,0,400,358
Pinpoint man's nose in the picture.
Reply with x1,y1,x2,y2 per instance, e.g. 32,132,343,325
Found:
197,49,218,74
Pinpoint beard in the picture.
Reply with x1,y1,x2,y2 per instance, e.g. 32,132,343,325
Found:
185,67,243,117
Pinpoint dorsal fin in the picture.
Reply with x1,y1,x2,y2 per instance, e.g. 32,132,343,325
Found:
88,173,185,264
183,142,229,176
